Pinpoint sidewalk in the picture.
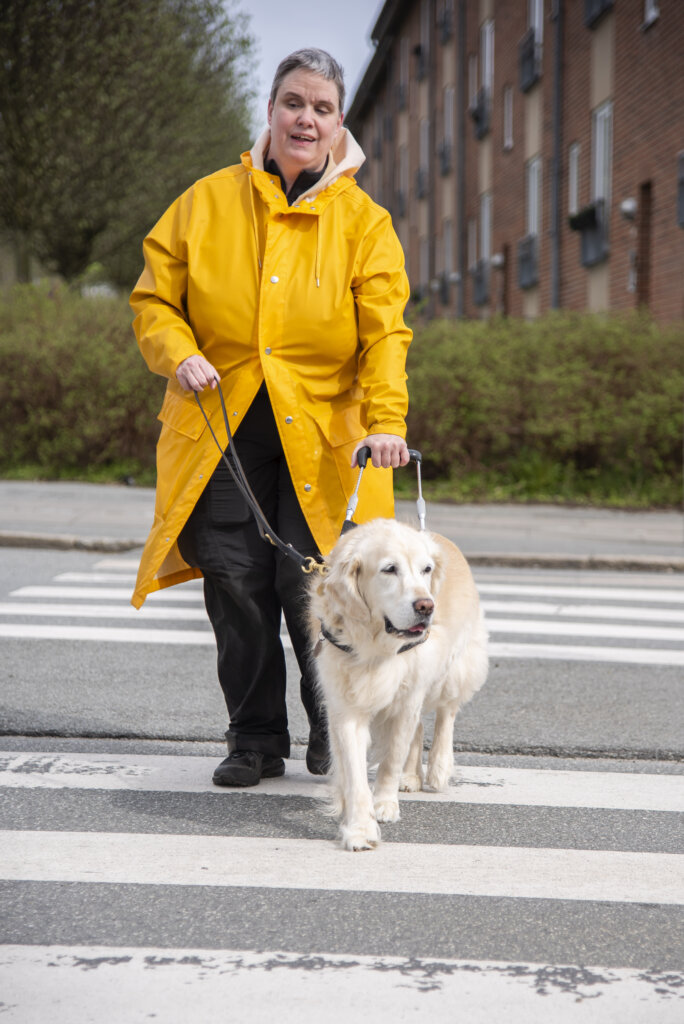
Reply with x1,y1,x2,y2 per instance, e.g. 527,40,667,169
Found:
1,479,683,570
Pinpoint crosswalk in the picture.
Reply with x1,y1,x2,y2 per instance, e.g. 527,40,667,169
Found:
2,555,684,1018
1,750,683,1020
2,557,684,666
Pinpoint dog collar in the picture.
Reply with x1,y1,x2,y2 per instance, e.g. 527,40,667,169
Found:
317,622,430,657
318,624,353,654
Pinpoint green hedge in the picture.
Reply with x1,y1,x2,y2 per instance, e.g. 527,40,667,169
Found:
0,286,682,505
405,312,683,506
0,284,164,484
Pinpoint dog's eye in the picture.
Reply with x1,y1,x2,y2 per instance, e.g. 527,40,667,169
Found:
381,564,397,574
423,565,433,574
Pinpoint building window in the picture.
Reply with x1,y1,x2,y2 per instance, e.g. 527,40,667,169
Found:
568,104,611,266
398,37,409,110
440,86,455,174
592,100,613,204
419,237,430,293
480,193,492,264
473,195,491,306
518,158,541,289
437,0,454,43
443,219,454,278
503,86,514,150
469,19,494,140
568,142,580,215
440,218,454,304
526,156,542,237
520,0,543,92
480,19,495,97
530,0,544,46
416,0,431,81
416,118,430,198
467,217,478,270
643,0,660,28
468,54,478,109
397,145,409,219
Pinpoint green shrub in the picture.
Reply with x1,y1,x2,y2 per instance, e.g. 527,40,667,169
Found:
406,311,684,507
1,288,682,506
0,284,164,483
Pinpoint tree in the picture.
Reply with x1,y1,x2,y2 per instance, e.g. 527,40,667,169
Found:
0,0,255,287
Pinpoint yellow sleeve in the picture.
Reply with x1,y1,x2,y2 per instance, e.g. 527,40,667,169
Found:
352,209,412,438
129,189,201,381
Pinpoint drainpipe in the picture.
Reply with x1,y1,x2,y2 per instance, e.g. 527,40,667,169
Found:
428,0,437,319
456,0,466,317
550,0,564,309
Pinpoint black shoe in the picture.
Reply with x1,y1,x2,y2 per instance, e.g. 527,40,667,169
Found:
212,750,285,788
306,726,330,776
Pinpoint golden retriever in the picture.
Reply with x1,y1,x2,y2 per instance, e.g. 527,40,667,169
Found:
308,517,488,851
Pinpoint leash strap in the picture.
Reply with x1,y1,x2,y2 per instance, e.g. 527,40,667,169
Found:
193,382,324,575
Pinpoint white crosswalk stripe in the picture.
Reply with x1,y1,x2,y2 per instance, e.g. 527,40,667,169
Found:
2,558,684,667
1,748,682,1020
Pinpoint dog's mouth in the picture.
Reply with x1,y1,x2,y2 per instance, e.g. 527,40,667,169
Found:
384,616,430,639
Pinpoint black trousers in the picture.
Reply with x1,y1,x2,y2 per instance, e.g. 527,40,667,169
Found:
177,385,324,758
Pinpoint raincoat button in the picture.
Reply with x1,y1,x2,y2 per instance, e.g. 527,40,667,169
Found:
265,347,272,354
285,416,293,424
304,484,311,492
270,275,279,283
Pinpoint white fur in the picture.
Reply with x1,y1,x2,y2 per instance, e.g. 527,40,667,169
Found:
308,518,489,851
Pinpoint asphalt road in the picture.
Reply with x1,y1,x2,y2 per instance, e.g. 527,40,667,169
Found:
1,542,683,1021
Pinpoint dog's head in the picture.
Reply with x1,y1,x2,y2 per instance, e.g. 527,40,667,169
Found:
311,519,445,648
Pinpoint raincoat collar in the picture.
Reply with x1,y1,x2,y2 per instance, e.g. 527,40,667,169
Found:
247,126,366,203
263,155,329,206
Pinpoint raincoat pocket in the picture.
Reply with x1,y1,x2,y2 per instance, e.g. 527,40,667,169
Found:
157,388,208,440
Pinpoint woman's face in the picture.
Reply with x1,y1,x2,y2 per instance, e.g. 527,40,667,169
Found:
267,68,343,187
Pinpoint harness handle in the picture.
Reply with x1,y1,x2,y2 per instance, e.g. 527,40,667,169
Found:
344,446,426,533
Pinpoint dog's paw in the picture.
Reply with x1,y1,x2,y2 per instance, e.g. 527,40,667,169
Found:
340,819,381,852
425,762,453,791
374,798,400,823
399,772,423,792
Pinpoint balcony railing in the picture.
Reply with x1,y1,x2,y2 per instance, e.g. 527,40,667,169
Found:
469,87,490,141
569,198,610,266
519,27,541,93
471,259,490,306
517,233,539,289
585,0,614,28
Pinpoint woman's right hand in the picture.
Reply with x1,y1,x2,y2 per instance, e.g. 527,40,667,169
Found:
175,355,219,392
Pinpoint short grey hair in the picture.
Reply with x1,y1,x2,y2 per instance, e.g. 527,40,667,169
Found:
270,48,345,113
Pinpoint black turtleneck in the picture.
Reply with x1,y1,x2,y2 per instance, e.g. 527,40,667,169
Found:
263,156,329,206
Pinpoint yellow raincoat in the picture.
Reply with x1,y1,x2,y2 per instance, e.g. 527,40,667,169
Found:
130,128,412,609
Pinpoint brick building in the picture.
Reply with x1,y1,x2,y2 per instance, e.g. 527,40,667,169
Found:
346,0,684,322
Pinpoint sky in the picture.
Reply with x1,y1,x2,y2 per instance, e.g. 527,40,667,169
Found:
244,0,385,129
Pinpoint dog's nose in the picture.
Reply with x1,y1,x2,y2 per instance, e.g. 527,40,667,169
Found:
413,597,434,616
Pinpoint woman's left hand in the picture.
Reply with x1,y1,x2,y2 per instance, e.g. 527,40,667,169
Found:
351,434,410,469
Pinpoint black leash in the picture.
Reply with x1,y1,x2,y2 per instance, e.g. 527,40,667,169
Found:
193,381,325,576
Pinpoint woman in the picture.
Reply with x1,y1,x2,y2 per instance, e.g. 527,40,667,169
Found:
130,48,412,787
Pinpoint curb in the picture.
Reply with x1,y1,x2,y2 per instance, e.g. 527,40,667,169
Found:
1,530,683,571
467,553,684,573
0,531,145,553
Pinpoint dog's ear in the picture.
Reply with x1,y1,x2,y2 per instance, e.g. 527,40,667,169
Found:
323,551,368,621
428,545,446,596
